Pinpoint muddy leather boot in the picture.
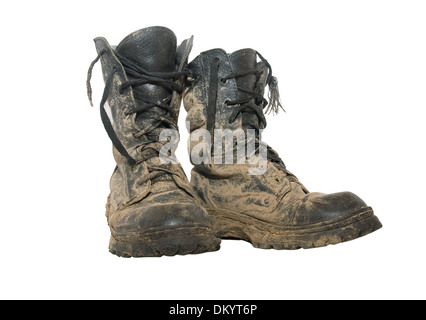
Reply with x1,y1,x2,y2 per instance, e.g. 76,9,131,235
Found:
183,48,382,249
86,27,220,257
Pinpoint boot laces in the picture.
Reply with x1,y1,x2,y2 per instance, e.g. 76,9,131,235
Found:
225,51,285,127
86,49,189,182
207,51,285,165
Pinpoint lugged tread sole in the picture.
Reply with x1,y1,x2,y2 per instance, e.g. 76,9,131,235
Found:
109,227,221,258
209,207,382,250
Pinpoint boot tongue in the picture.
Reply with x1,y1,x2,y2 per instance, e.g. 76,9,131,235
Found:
115,26,177,129
229,49,257,89
115,26,177,73
229,49,261,131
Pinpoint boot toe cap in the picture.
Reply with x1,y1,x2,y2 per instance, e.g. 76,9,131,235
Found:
110,202,212,234
293,191,369,225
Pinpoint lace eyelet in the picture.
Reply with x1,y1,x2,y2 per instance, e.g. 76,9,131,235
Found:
118,85,125,94
187,75,197,83
220,77,227,84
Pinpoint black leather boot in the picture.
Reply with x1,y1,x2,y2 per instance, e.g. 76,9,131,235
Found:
183,48,382,249
87,27,220,257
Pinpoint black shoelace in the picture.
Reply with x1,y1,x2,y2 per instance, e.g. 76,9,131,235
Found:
207,51,285,166
86,50,189,172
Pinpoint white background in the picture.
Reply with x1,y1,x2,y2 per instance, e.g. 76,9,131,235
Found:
1,0,425,300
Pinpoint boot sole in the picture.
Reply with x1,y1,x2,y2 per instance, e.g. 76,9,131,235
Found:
209,207,382,249
109,226,221,258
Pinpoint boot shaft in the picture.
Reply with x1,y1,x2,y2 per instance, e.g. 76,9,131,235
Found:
183,48,283,175
184,49,270,134
87,27,195,212
91,26,193,165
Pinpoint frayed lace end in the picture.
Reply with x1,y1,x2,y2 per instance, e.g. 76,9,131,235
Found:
265,76,285,115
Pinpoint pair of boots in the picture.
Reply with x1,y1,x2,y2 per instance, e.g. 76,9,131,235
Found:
87,26,382,257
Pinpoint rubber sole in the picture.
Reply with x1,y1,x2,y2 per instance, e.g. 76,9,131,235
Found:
109,226,221,258
209,207,382,249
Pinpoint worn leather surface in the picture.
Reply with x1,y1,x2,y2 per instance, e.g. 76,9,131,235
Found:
229,49,265,132
94,27,210,233
115,27,178,130
108,189,212,235
184,49,372,226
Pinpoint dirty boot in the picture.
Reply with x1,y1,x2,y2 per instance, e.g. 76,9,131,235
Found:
183,48,382,249
86,27,220,257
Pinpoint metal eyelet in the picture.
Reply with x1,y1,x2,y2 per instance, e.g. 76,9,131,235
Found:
118,84,125,94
